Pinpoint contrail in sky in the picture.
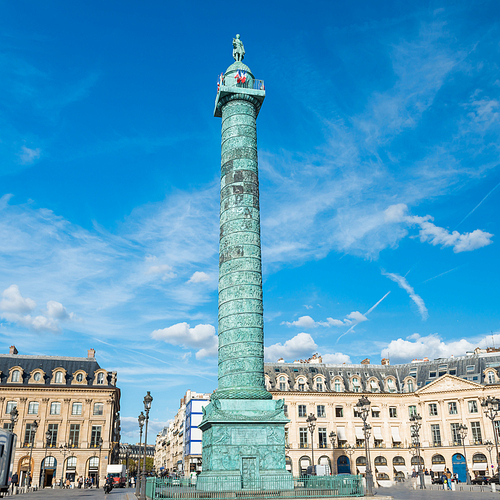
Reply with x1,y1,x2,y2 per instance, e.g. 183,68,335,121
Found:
336,291,391,343
456,180,500,228
420,265,463,285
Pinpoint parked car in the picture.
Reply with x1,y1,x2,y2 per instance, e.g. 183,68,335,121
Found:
488,474,499,484
471,475,489,485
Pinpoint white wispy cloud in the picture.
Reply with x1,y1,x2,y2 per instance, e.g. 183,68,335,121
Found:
18,146,41,164
151,322,218,360
382,271,428,320
0,285,74,333
281,311,367,328
187,271,211,284
264,332,317,362
382,332,500,364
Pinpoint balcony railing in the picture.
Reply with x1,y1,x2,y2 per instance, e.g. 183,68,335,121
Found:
220,79,265,91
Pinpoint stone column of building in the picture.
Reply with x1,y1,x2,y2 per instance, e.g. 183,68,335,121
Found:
197,36,292,491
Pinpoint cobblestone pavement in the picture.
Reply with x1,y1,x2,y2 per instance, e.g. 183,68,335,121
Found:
6,486,135,499
381,481,500,499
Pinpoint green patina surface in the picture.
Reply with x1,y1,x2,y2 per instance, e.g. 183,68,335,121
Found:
197,37,292,492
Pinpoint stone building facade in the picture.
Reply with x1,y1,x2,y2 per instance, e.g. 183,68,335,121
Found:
155,390,210,476
1,346,120,487
264,351,500,484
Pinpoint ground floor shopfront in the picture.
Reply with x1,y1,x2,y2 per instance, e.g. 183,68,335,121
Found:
286,446,496,484
14,448,111,487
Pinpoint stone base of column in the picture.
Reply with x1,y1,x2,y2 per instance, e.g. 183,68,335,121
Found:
197,398,293,491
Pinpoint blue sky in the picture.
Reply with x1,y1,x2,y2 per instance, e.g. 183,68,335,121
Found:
1,1,500,441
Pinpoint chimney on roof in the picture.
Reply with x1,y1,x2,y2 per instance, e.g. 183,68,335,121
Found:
361,358,370,365
87,348,95,359
9,346,18,355
381,358,390,366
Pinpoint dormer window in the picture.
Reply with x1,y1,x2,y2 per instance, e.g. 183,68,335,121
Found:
55,371,63,384
279,377,286,391
407,379,414,392
387,379,396,393
12,370,20,383
334,379,342,392
370,380,379,393
34,372,41,382
76,373,83,382
352,377,360,392
298,379,305,391
487,371,495,384
316,379,323,391
97,372,104,385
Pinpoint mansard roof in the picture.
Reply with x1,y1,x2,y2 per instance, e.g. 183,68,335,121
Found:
264,352,500,393
0,353,116,387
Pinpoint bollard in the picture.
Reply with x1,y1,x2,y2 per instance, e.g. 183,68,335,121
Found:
451,481,456,491
492,483,496,492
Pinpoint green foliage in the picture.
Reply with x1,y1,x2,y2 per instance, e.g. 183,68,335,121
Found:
122,457,154,476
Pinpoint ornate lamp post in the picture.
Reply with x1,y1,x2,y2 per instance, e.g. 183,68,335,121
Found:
27,420,38,487
485,441,494,476
59,442,71,487
123,444,131,487
10,406,18,430
457,424,471,485
481,396,500,473
97,437,103,487
409,414,425,489
306,413,317,475
329,431,336,475
355,396,374,496
136,412,145,496
140,392,153,500
41,430,51,488
344,445,355,474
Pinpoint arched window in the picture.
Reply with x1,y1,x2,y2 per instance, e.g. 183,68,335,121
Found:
97,372,104,385
67,456,77,469
76,373,84,382
12,370,20,383
316,378,323,391
393,456,405,465
55,371,63,383
89,457,99,468
411,456,424,466
386,378,396,393
44,456,56,467
352,378,360,392
279,377,286,391
298,379,305,391
488,372,495,384
407,379,414,392
334,379,342,392
356,456,367,465
374,456,387,466
33,372,41,382
370,379,379,393
473,453,487,463
432,454,445,464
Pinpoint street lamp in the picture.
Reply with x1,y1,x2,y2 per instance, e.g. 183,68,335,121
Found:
344,445,355,474
409,414,425,489
10,406,18,428
481,396,500,474
457,424,471,485
329,432,336,475
136,412,145,497
123,444,131,487
27,420,38,488
306,413,317,475
97,437,103,488
140,391,153,500
59,442,71,488
41,430,51,488
355,396,374,496
485,441,494,476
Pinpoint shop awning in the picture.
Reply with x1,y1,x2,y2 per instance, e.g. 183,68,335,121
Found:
376,465,390,474
431,464,446,472
394,465,408,473
355,427,365,439
377,480,392,488
472,463,487,471
391,427,402,442
357,466,366,473
373,427,383,440
337,427,347,441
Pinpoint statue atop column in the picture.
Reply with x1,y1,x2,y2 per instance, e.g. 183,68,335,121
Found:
232,34,245,62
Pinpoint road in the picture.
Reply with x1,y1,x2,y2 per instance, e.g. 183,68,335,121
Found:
7,487,136,499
